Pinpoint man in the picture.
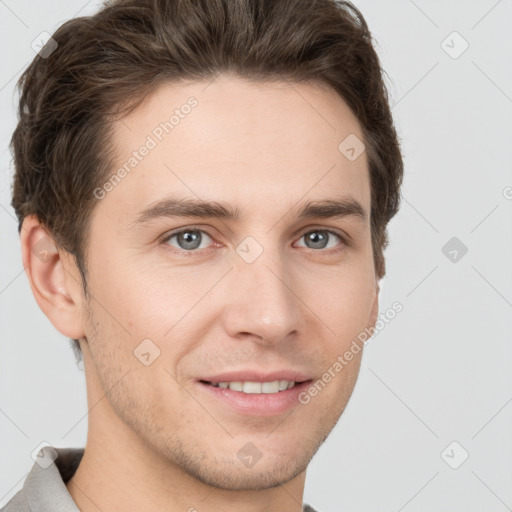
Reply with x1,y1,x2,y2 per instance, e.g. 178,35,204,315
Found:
3,0,403,510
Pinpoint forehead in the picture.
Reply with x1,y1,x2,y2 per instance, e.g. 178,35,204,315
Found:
100,74,370,221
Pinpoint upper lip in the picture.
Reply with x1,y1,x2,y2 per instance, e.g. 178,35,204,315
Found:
199,370,313,384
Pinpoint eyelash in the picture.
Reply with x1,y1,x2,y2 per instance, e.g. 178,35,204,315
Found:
159,226,349,256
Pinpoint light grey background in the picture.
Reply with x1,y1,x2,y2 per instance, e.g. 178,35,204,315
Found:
1,1,511,511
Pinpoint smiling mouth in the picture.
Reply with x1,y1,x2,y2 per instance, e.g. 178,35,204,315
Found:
200,379,308,394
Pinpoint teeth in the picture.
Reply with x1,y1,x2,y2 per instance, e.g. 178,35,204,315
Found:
278,380,289,391
261,381,279,393
243,381,262,394
211,380,297,394
228,381,243,392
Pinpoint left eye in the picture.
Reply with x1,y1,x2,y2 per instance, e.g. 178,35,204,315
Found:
295,229,343,250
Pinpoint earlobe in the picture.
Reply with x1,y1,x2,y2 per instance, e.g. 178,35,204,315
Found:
20,215,86,340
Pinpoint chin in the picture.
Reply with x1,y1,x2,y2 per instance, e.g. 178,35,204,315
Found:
188,455,310,490
163,432,325,491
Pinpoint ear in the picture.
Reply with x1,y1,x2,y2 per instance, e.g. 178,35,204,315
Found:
20,215,86,340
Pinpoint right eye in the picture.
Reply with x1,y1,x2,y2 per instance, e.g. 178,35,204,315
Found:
161,228,215,253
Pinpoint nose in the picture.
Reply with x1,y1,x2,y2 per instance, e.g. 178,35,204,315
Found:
221,250,301,345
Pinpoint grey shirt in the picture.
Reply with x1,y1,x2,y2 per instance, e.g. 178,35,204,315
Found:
1,446,318,512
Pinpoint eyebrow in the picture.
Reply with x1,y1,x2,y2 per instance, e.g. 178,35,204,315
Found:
131,195,368,226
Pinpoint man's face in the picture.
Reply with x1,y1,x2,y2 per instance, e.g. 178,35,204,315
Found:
80,74,378,489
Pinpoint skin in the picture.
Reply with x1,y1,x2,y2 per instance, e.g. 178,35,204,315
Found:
21,74,379,512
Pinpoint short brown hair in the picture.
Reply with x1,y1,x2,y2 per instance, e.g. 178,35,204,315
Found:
11,0,403,359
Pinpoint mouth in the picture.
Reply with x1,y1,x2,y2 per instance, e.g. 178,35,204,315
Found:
200,379,303,394
196,377,313,416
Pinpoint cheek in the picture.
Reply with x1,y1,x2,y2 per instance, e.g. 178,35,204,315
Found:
83,250,163,364
296,260,376,341
86,252,223,368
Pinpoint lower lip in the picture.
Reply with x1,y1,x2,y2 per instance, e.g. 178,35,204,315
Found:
196,381,312,416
